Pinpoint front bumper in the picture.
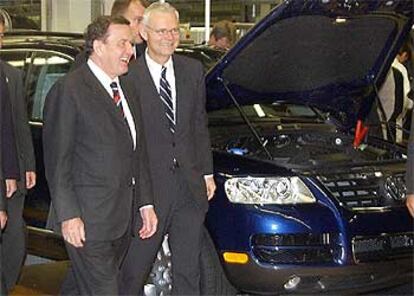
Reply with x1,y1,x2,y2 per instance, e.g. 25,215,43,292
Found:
222,256,413,294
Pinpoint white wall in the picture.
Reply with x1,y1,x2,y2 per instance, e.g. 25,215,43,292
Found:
41,0,114,32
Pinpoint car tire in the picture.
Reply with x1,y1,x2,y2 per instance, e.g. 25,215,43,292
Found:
200,227,237,296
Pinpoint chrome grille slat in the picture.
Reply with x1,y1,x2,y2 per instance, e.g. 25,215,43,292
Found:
317,171,406,209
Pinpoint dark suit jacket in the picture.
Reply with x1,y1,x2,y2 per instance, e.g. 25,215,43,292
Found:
0,65,19,210
126,54,213,215
406,110,414,194
1,61,36,194
43,63,153,241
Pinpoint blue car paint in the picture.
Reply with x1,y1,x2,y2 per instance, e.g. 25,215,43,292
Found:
206,0,414,127
206,171,349,264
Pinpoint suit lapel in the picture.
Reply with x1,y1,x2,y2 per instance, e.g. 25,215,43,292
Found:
173,55,189,132
82,65,126,123
81,65,132,142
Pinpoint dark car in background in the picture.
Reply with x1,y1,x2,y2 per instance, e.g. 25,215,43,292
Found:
1,0,414,295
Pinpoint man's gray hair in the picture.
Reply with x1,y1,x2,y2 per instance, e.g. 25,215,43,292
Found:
142,1,179,26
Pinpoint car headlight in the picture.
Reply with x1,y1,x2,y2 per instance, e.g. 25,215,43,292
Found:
224,176,316,204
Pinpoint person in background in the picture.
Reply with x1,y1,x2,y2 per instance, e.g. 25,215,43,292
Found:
43,15,156,295
377,39,413,144
111,0,149,58
208,20,236,51
0,39,19,296
0,14,36,294
72,0,149,69
397,37,413,88
119,2,216,295
405,113,414,218
397,38,414,138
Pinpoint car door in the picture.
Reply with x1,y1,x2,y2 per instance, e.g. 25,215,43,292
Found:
24,50,73,228
1,48,73,228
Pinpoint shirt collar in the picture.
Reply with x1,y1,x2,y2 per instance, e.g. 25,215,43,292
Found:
145,49,173,72
87,58,120,87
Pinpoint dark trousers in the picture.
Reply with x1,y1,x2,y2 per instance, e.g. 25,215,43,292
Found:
1,192,26,293
0,232,6,296
119,172,205,296
61,231,130,296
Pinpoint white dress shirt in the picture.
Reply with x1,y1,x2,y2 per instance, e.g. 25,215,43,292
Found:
87,59,137,150
145,50,177,121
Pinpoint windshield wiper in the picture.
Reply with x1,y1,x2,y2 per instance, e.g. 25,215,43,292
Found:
218,78,273,160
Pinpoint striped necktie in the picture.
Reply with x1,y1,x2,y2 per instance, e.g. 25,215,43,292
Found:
110,82,124,116
160,66,175,134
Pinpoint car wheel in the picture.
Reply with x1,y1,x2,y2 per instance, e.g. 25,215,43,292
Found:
144,235,173,296
144,228,237,296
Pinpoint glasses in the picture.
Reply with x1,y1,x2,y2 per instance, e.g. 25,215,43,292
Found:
146,26,180,37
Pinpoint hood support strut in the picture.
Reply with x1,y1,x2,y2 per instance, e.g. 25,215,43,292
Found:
218,77,273,160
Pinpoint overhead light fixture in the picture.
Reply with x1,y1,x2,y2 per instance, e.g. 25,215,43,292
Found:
335,17,347,24
253,104,266,117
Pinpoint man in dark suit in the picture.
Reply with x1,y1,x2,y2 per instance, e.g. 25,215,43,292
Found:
0,15,37,293
0,41,19,295
72,0,149,69
119,2,216,295
406,111,414,217
43,15,157,295
0,15,19,202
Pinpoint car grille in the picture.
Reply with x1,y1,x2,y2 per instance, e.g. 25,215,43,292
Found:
352,232,414,263
316,171,406,209
252,233,341,265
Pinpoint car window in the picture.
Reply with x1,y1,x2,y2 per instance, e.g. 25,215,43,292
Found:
27,51,72,121
0,50,30,71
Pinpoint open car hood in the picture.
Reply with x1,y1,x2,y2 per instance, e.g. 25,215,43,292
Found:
206,0,413,126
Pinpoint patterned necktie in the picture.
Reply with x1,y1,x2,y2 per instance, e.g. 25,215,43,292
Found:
160,66,175,133
110,82,124,116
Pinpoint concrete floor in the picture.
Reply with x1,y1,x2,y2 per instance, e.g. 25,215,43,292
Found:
9,260,414,296
11,261,69,296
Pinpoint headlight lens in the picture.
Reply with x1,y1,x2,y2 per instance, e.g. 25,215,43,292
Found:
224,177,315,204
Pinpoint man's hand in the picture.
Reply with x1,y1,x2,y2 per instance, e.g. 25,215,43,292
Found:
406,194,414,218
205,176,216,201
5,179,17,198
62,217,85,248
139,207,157,239
0,211,7,230
26,171,37,189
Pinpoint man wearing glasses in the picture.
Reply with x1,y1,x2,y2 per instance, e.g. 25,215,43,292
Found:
120,2,216,295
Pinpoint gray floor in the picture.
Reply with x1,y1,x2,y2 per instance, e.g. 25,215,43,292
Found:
14,256,414,296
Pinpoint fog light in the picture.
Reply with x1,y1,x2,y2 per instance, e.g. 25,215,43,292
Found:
284,275,301,290
223,252,249,264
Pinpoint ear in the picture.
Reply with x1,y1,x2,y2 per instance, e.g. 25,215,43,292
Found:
93,39,104,57
140,26,148,42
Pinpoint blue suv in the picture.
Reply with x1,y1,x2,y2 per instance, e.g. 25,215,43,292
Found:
1,0,413,295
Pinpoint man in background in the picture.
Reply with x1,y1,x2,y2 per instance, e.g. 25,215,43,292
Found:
111,0,149,58
405,112,414,218
0,61,19,296
0,14,36,294
377,39,413,144
73,0,149,68
208,20,235,51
